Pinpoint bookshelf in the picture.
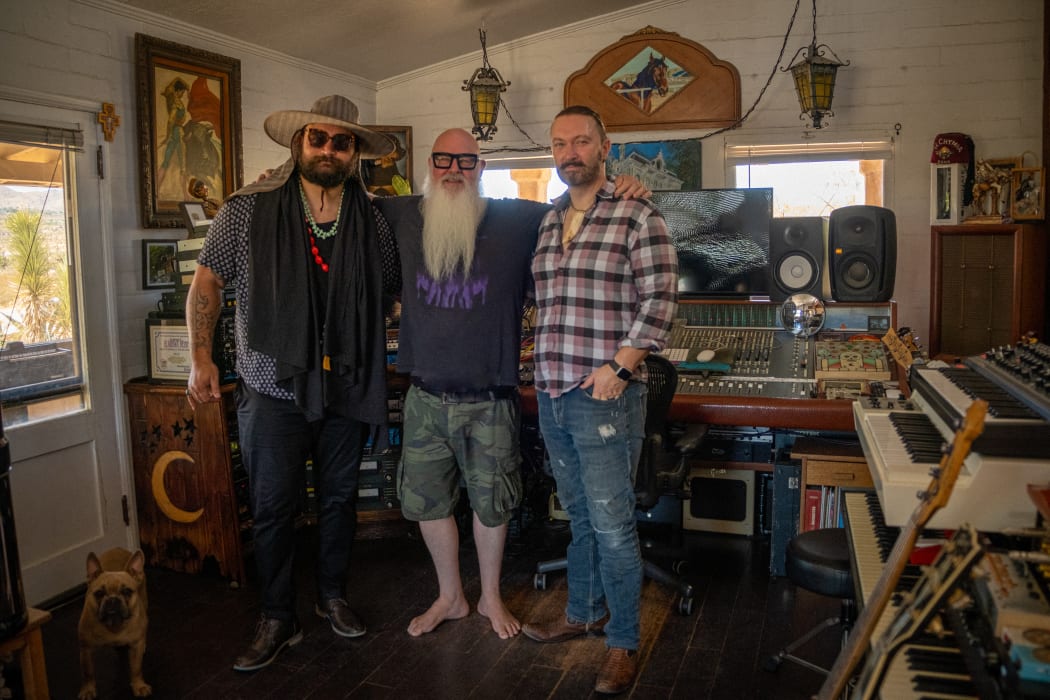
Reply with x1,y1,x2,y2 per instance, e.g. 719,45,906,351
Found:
789,437,872,533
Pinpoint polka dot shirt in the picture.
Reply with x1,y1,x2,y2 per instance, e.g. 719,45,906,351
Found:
197,192,400,399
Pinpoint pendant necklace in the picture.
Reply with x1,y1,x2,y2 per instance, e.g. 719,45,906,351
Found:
300,181,344,272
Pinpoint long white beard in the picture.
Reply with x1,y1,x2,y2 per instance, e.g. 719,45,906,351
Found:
421,172,486,280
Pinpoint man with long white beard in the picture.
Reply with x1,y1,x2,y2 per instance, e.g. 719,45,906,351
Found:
374,128,649,640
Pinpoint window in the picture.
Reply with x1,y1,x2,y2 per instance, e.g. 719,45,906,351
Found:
725,135,895,216
0,120,85,427
480,158,565,203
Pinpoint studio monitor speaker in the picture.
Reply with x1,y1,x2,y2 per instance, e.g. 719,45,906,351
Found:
828,205,897,302
768,217,826,302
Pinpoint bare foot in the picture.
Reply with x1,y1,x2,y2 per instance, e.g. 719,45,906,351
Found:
477,597,521,639
407,596,470,636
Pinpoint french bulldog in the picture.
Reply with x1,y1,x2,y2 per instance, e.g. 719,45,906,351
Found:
78,547,151,699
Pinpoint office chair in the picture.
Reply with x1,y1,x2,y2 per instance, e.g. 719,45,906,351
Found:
532,353,703,616
763,527,855,676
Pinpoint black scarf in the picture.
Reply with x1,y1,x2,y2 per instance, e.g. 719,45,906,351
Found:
244,173,388,438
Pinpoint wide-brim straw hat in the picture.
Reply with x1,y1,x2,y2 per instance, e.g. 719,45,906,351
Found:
264,95,395,160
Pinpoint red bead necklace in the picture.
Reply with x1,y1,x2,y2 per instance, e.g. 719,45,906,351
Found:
307,229,332,272
300,181,344,273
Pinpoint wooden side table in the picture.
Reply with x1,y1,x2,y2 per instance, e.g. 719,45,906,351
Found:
0,607,51,700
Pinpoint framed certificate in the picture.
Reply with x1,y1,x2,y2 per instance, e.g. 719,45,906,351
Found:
146,318,192,382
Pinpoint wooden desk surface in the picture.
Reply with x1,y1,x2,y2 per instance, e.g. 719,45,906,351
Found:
519,387,855,432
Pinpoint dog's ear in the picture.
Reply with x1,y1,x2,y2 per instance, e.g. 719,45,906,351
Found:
86,552,103,581
126,550,146,580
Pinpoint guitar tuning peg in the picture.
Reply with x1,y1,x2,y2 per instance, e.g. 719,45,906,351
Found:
928,467,941,479
916,489,929,500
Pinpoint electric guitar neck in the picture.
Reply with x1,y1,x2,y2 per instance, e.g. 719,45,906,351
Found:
815,399,988,700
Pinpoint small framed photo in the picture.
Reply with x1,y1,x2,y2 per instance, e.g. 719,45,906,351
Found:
142,239,177,289
178,201,211,237
360,125,412,197
1011,167,1044,220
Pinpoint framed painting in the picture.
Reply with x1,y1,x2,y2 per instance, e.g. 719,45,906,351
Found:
141,239,177,289
361,125,412,197
607,138,701,191
135,33,243,228
1011,167,1044,220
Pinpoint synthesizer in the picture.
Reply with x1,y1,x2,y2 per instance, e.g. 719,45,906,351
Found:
855,341,1050,532
844,491,1050,698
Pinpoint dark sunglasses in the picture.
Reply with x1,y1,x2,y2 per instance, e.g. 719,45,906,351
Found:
431,152,479,170
304,128,355,152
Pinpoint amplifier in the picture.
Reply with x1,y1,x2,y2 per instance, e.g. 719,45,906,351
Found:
358,451,400,510
682,465,755,536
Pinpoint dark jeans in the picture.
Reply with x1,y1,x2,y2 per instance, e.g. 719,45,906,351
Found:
237,382,367,621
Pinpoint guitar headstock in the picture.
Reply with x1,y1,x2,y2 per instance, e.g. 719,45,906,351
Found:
915,400,988,519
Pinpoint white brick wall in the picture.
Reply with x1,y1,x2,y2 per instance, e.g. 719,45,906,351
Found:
0,0,1043,383
378,0,1045,348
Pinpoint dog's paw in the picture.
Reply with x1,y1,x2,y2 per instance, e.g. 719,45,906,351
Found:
78,683,97,700
132,680,153,697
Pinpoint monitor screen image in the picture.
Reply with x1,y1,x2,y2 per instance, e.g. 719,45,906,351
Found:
650,188,773,297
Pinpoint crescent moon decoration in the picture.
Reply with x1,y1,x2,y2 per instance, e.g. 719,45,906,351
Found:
151,450,204,523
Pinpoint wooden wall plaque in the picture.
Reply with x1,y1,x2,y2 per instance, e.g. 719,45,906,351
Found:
564,26,741,132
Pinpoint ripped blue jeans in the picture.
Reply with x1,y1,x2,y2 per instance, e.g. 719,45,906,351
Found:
536,381,646,650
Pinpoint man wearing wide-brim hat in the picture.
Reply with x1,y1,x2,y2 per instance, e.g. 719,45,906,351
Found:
186,95,401,672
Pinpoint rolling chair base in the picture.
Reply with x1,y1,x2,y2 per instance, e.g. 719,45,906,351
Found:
533,557,696,616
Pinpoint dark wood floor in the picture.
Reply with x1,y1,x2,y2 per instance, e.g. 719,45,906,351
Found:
28,514,840,699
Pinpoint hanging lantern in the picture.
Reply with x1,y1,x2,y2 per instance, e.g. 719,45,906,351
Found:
783,1,849,129
462,29,510,141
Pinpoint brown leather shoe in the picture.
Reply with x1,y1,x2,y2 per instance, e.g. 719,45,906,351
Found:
521,613,609,643
232,616,303,672
595,647,638,695
315,598,366,638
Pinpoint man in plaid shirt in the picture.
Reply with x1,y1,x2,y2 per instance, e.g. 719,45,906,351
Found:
521,105,678,695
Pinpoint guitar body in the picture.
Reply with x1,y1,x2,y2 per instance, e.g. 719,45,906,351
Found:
815,400,988,700
852,525,983,700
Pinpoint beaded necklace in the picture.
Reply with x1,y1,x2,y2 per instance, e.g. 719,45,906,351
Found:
299,181,344,272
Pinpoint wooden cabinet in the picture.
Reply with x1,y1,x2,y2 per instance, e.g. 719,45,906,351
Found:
124,380,247,585
790,437,872,532
930,224,1047,359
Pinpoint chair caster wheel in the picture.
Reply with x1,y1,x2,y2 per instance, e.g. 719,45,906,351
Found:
762,654,783,672
676,595,694,616
533,573,548,590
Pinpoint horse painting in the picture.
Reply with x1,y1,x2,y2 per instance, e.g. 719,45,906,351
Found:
609,53,670,114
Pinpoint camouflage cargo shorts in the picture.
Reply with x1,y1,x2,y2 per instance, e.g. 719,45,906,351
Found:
397,385,522,527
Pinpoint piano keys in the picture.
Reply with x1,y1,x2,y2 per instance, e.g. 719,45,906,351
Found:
843,496,990,698
876,641,979,699
910,365,1050,459
853,401,1050,531
843,491,921,642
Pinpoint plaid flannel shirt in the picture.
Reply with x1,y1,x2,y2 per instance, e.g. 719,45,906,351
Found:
531,179,678,398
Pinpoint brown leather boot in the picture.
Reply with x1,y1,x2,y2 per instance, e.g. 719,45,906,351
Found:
595,647,638,695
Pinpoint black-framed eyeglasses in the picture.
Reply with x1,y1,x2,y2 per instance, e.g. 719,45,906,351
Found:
304,128,355,152
431,152,479,170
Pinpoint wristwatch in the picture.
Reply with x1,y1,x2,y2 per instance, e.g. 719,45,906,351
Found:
608,360,633,381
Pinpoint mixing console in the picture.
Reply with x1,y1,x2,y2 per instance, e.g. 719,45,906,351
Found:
664,301,896,400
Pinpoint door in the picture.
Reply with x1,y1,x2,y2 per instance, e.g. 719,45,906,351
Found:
0,97,131,604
